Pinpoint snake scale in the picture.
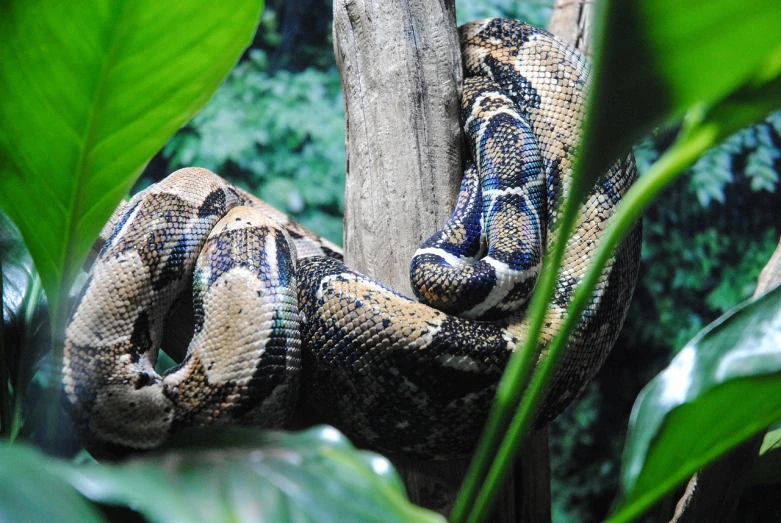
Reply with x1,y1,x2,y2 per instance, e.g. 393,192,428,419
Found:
63,19,641,459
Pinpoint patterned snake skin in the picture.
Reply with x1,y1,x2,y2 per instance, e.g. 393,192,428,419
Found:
63,19,641,459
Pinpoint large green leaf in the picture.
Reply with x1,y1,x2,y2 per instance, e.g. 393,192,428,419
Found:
0,444,103,523
578,0,781,192
610,284,781,522
0,0,264,320
0,426,444,523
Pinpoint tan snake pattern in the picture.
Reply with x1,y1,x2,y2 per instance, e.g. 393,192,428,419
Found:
63,19,641,459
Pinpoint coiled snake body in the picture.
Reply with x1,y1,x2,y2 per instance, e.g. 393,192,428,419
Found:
63,19,641,459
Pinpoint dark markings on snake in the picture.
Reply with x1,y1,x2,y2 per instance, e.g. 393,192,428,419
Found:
554,274,579,308
411,252,496,314
129,312,151,363
319,245,343,261
203,229,269,287
153,234,190,290
105,201,140,249
393,354,499,405
545,156,563,219
227,187,243,204
483,17,533,46
197,189,227,218
275,230,294,288
233,309,297,419
192,269,206,334
484,55,541,113
135,372,154,389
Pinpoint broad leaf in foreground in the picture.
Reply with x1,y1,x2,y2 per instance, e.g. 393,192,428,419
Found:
610,284,781,522
0,0,263,321
0,444,102,523
0,426,444,523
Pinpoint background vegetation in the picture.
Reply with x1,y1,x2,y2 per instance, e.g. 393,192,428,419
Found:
1,0,780,521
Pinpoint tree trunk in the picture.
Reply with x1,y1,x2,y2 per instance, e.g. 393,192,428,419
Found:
334,0,462,295
333,0,594,519
548,0,595,57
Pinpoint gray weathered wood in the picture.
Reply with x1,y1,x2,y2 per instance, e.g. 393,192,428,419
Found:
671,239,781,523
333,0,476,516
548,0,595,58
334,0,462,296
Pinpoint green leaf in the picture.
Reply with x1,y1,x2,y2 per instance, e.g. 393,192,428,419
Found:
580,0,781,192
0,212,49,392
0,426,443,523
0,0,264,320
0,444,103,523
1,210,49,438
751,425,781,485
610,283,781,522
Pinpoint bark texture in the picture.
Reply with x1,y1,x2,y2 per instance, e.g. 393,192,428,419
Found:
334,0,462,296
671,239,781,523
548,0,595,57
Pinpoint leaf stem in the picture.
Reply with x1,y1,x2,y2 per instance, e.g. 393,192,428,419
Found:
462,124,720,523
451,162,592,523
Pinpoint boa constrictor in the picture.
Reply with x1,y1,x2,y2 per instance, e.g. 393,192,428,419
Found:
63,19,641,459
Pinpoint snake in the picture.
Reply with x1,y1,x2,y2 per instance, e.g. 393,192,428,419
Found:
63,18,641,459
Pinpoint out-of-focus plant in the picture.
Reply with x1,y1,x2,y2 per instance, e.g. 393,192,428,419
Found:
631,112,780,353
550,108,781,521
0,426,444,523
164,50,346,243
455,0,554,27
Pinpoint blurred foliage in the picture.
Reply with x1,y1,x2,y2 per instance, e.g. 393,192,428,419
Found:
163,50,346,243
0,426,444,523
455,0,554,27
549,384,622,523
631,116,780,353
689,112,781,206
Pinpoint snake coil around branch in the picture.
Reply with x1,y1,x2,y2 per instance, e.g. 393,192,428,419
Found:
63,19,640,459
